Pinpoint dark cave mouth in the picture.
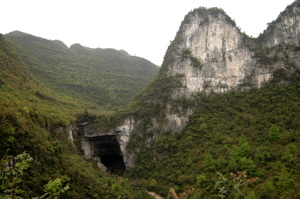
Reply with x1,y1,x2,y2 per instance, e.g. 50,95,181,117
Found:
100,154,126,175
90,135,126,175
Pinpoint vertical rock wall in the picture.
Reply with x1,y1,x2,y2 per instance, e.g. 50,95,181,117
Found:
74,1,300,169
261,1,300,47
115,2,300,168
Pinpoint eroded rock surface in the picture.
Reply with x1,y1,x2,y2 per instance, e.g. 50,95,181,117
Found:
72,1,300,169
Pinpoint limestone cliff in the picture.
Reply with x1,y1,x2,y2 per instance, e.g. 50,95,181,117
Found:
259,1,300,47
78,1,300,168
163,8,255,95
163,4,299,98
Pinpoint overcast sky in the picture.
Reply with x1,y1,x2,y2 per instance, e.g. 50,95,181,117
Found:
1,0,295,65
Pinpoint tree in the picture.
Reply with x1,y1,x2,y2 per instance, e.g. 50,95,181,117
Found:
0,152,69,199
203,154,216,172
229,136,255,173
0,152,33,198
34,178,69,199
275,167,295,197
282,143,298,165
238,157,256,174
268,125,280,141
230,135,250,159
196,174,209,188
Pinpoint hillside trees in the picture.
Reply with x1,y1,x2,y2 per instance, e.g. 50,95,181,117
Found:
0,152,69,199
0,34,151,198
5,31,158,109
126,77,300,198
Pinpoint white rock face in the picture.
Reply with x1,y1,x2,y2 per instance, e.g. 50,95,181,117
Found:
115,117,136,168
164,105,194,132
67,125,76,147
263,3,300,47
77,3,300,168
120,6,300,164
75,117,138,169
81,140,92,158
165,11,257,98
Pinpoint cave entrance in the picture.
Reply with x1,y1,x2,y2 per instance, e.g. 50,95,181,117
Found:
91,135,125,175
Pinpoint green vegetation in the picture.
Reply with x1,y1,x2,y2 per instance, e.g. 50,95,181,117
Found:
126,78,300,198
0,152,69,199
181,49,202,68
0,34,151,198
5,31,158,109
1,3,300,199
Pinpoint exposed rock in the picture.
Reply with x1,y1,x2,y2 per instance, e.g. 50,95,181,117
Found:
115,117,137,168
67,124,76,147
74,1,300,169
93,157,108,173
260,0,300,47
70,117,135,170
120,2,300,166
154,3,300,133
165,8,263,97
81,138,93,158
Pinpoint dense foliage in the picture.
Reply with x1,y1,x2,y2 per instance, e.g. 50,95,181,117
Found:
5,31,158,109
0,34,151,198
120,7,300,198
126,78,300,198
2,3,300,199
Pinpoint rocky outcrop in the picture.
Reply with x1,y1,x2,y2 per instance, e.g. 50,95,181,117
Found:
114,117,137,168
75,1,300,169
69,117,137,169
164,7,295,98
123,2,299,165
260,0,300,47
155,3,300,132
165,8,255,96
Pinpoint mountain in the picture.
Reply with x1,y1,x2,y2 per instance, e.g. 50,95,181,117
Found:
0,34,151,198
5,31,159,109
0,33,79,127
73,1,300,198
113,0,300,166
1,1,300,198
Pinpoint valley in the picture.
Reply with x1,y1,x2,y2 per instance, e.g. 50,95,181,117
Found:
1,1,300,198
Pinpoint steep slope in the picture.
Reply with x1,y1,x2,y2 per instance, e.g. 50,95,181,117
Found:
5,31,159,109
128,78,300,198
258,0,300,47
160,5,300,99
75,0,300,180
117,2,299,197
111,1,300,166
0,34,78,127
0,34,151,198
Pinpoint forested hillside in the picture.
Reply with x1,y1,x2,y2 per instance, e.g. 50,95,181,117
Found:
0,34,151,198
110,3,300,198
127,76,300,198
1,1,300,198
5,31,158,109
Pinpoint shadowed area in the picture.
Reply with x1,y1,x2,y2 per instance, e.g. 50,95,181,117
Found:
90,135,126,175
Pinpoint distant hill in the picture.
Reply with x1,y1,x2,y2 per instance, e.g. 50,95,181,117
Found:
0,34,151,198
5,31,159,109
0,33,82,130
1,0,300,198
